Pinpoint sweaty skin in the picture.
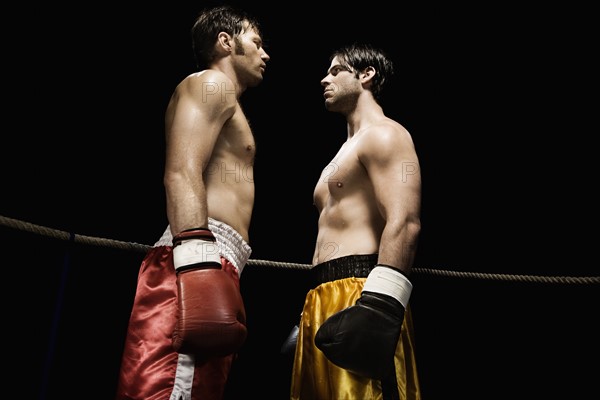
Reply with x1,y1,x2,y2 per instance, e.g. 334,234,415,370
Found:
163,25,269,242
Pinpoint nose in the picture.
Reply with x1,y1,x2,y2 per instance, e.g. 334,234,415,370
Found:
320,76,330,87
261,49,270,62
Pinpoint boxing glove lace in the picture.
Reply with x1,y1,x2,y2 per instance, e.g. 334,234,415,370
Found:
315,265,412,379
172,228,247,357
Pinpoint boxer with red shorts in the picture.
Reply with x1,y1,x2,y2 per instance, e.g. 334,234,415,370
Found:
115,5,269,399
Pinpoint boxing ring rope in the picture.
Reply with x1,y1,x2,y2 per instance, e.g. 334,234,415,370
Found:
5,213,598,399
2,214,598,285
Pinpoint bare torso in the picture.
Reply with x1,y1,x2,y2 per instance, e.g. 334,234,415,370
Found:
203,102,255,241
312,133,385,265
312,117,421,267
164,72,255,242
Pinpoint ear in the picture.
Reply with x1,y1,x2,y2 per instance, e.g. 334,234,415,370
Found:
216,32,233,55
360,66,377,84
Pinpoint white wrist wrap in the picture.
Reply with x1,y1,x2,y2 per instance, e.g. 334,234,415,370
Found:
362,266,413,308
173,239,221,270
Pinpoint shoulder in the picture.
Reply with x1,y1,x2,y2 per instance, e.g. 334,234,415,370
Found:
361,118,415,154
175,70,237,112
355,118,419,170
182,69,233,88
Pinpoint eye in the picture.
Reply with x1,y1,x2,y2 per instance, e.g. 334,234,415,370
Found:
330,66,349,76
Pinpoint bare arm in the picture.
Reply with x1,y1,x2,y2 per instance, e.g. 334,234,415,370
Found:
361,123,422,275
164,71,237,235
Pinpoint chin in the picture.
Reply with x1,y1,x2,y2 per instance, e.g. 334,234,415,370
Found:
248,75,263,87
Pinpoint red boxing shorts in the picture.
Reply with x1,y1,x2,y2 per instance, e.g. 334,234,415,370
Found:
115,218,251,400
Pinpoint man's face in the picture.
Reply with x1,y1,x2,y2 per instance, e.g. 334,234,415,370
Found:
321,56,361,113
231,24,270,88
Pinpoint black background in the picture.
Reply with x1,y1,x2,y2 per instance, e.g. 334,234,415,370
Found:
2,1,598,399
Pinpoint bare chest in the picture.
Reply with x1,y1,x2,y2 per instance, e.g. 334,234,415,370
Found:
313,142,367,206
219,105,256,164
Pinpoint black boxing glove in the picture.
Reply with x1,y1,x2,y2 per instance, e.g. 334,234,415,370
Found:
172,228,247,357
315,265,412,379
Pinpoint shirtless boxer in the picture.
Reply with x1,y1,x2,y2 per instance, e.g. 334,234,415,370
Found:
291,43,422,400
115,5,270,400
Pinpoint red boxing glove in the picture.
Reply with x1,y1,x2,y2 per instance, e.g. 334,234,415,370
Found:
171,228,247,357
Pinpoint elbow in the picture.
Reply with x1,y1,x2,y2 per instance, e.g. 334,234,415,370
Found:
163,170,177,191
163,169,188,193
408,217,421,240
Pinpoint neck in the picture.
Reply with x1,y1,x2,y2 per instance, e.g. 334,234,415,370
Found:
346,97,384,138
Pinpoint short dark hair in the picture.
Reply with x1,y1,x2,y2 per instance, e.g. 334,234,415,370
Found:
191,5,263,69
331,43,394,101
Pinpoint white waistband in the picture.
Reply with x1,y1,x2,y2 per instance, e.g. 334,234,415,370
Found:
153,218,252,275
